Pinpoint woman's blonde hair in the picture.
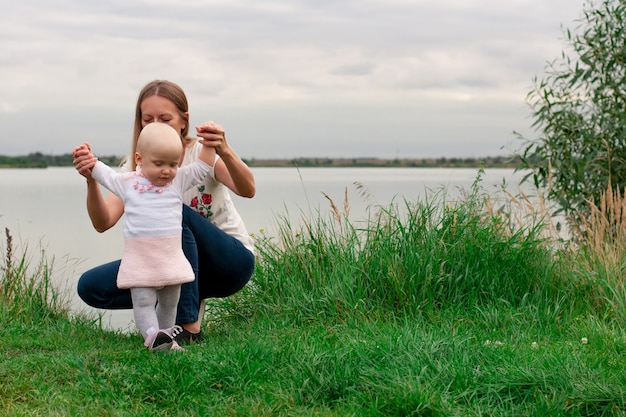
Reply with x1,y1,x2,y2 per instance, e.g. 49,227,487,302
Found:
130,80,191,169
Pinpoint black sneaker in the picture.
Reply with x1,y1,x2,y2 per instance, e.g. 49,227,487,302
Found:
172,325,205,345
147,330,174,352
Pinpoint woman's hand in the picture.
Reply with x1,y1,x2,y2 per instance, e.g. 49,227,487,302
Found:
195,121,230,157
72,142,98,180
196,121,255,198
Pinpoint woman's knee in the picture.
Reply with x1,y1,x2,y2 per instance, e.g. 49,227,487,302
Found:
239,250,255,279
76,276,89,303
76,272,100,307
75,260,127,309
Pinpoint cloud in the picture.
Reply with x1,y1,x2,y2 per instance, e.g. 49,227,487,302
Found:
0,0,584,157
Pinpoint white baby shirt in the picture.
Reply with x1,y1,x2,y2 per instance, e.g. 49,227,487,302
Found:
91,160,211,289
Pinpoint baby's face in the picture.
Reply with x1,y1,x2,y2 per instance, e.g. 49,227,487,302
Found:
138,146,180,186
135,123,183,185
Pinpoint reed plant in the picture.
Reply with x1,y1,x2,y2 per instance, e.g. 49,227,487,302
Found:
568,185,626,325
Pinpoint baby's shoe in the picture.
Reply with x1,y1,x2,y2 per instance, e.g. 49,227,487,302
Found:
145,329,174,352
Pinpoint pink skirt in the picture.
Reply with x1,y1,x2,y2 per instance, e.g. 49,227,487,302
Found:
117,235,195,289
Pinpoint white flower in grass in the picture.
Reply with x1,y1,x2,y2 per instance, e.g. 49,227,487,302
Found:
484,340,491,346
531,342,539,349
581,337,588,345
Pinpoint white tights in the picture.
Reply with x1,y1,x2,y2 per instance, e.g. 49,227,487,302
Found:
130,285,181,339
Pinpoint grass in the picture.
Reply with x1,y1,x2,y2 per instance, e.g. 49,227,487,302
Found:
2,171,626,416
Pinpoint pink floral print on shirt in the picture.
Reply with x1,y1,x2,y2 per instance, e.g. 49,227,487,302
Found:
190,185,213,218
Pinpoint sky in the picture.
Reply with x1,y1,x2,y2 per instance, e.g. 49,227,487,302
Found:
1,0,586,159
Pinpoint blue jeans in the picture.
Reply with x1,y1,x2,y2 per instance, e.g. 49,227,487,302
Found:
77,205,255,324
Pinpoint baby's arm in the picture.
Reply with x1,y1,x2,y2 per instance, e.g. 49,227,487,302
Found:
197,138,216,167
176,140,214,191
74,143,125,198
91,161,127,199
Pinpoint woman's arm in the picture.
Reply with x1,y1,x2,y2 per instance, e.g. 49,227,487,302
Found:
73,143,125,232
214,150,256,198
85,180,125,232
195,122,256,198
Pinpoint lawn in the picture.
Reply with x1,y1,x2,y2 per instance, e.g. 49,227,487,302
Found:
2,176,626,416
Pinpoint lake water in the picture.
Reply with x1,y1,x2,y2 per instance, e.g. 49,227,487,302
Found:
0,166,526,330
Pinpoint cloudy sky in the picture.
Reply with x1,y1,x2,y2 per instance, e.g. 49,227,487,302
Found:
1,0,585,159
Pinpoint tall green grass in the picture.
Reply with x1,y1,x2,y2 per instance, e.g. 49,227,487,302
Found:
249,171,581,325
0,227,69,324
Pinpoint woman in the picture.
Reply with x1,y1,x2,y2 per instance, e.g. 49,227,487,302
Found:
72,80,256,344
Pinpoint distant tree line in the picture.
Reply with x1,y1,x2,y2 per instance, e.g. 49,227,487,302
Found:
243,155,523,168
0,152,524,169
0,152,123,168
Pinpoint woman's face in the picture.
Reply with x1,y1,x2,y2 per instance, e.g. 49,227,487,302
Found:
140,95,187,137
